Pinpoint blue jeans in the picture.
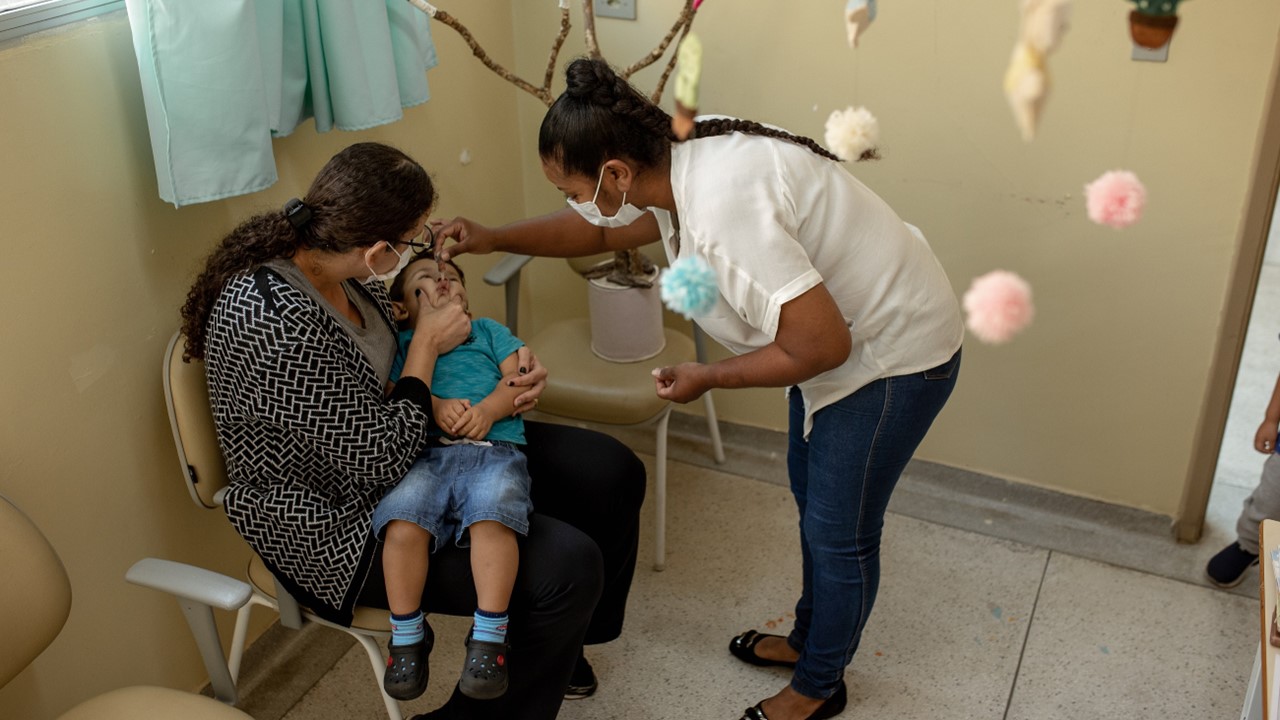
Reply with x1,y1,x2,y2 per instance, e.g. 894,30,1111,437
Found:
785,349,961,699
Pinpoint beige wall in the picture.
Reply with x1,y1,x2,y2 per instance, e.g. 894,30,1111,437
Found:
4,1,1280,717
509,0,1280,516
0,8,522,719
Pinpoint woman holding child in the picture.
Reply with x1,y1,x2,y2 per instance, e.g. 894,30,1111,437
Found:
180,142,644,720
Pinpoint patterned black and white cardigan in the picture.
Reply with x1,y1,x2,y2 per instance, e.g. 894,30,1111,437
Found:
204,267,432,625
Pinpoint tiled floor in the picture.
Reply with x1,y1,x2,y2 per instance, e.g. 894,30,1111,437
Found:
279,448,1257,720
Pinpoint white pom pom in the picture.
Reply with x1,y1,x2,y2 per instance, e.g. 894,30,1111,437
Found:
824,106,880,161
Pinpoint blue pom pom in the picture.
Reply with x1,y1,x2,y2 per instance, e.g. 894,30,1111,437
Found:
660,256,718,319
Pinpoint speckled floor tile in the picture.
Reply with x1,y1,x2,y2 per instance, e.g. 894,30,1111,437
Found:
1005,553,1256,720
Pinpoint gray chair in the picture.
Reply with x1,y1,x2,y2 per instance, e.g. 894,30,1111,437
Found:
484,254,725,571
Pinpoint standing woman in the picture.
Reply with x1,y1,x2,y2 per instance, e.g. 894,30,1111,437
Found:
180,142,645,720
433,59,964,720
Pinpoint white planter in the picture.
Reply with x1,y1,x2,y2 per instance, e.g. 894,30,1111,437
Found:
587,268,666,362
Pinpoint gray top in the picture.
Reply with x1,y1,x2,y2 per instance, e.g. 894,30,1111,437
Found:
264,259,396,388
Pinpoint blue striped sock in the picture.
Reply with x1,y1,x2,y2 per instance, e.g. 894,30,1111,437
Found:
472,608,508,644
390,610,425,646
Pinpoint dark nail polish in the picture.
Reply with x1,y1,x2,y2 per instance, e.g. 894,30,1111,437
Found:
519,367,527,374
507,381,514,386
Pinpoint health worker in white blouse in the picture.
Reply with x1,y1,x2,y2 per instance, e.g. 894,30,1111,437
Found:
434,57,963,720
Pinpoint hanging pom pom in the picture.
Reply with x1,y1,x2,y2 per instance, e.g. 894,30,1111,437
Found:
824,106,880,162
1085,170,1146,229
963,270,1035,345
660,256,718,319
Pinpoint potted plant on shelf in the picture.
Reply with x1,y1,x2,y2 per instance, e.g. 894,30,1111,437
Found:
407,0,704,361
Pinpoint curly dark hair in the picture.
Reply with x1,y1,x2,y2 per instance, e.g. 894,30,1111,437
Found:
179,143,436,360
538,56,843,178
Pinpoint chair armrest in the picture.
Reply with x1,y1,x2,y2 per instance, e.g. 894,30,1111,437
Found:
483,254,534,286
126,558,252,611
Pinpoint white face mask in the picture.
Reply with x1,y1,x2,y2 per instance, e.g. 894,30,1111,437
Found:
566,166,648,228
365,242,412,283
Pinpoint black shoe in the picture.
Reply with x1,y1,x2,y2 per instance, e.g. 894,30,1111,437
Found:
459,632,509,700
384,624,435,701
1206,542,1259,588
740,681,847,720
564,652,598,700
729,630,798,669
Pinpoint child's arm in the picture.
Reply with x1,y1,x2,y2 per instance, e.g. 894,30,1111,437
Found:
1255,372,1280,453
433,396,472,435
450,352,524,440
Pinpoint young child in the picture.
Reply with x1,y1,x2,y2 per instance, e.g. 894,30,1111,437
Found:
373,251,533,701
1206,368,1280,587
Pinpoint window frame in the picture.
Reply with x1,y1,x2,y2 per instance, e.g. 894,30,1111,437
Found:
0,0,124,44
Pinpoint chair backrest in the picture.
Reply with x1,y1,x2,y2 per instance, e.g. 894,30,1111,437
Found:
0,494,72,687
163,332,228,509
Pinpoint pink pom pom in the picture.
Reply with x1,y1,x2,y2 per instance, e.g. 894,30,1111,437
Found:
1085,170,1146,229
963,270,1035,345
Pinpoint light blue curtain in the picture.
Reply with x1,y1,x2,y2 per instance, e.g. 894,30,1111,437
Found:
125,0,438,207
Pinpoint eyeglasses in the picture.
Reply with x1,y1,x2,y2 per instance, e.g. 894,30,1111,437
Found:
394,223,437,256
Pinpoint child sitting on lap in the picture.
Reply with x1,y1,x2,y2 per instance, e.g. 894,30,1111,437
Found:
374,251,533,702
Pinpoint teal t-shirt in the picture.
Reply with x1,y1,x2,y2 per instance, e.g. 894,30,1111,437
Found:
390,317,526,444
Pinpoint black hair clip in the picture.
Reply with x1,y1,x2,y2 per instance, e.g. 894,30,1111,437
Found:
283,198,312,229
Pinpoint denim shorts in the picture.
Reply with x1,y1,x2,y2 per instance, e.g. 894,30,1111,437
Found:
372,442,533,551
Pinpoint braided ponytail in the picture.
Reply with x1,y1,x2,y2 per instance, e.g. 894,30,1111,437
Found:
179,142,436,361
692,117,844,162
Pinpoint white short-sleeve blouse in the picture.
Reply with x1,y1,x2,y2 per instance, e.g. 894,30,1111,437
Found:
649,122,964,437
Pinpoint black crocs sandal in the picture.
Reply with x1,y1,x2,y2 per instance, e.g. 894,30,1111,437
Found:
739,681,848,720
459,632,510,700
384,623,435,701
729,629,798,668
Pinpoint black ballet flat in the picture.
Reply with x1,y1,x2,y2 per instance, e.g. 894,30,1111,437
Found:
740,681,847,720
729,629,798,668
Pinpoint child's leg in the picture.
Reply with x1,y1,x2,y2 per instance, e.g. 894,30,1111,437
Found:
459,520,519,700
382,519,432,619
469,520,519,625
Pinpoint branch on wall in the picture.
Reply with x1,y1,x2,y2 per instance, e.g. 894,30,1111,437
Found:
408,0,702,108
405,0,569,107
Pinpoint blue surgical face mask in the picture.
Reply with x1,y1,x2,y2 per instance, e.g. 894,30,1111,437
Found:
566,166,648,228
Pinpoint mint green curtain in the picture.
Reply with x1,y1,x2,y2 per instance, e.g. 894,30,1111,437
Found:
125,0,438,207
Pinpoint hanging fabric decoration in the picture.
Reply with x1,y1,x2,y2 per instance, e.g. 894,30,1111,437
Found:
963,271,1035,345
672,32,703,141
844,0,877,48
825,106,880,162
1002,0,1072,142
1127,0,1185,50
1085,170,1147,229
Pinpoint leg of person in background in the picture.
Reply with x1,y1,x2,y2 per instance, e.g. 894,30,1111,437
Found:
1207,453,1280,587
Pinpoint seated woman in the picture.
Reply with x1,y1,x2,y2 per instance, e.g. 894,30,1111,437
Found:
178,142,645,720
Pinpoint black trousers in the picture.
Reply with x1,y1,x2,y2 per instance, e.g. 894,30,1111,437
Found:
359,420,646,719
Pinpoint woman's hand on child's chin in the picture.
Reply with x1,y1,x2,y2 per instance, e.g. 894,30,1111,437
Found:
414,294,471,353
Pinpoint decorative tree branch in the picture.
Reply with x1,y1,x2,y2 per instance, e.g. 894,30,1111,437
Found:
620,0,695,89
582,0,603,59
408,0,706,288
405,0,568,107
